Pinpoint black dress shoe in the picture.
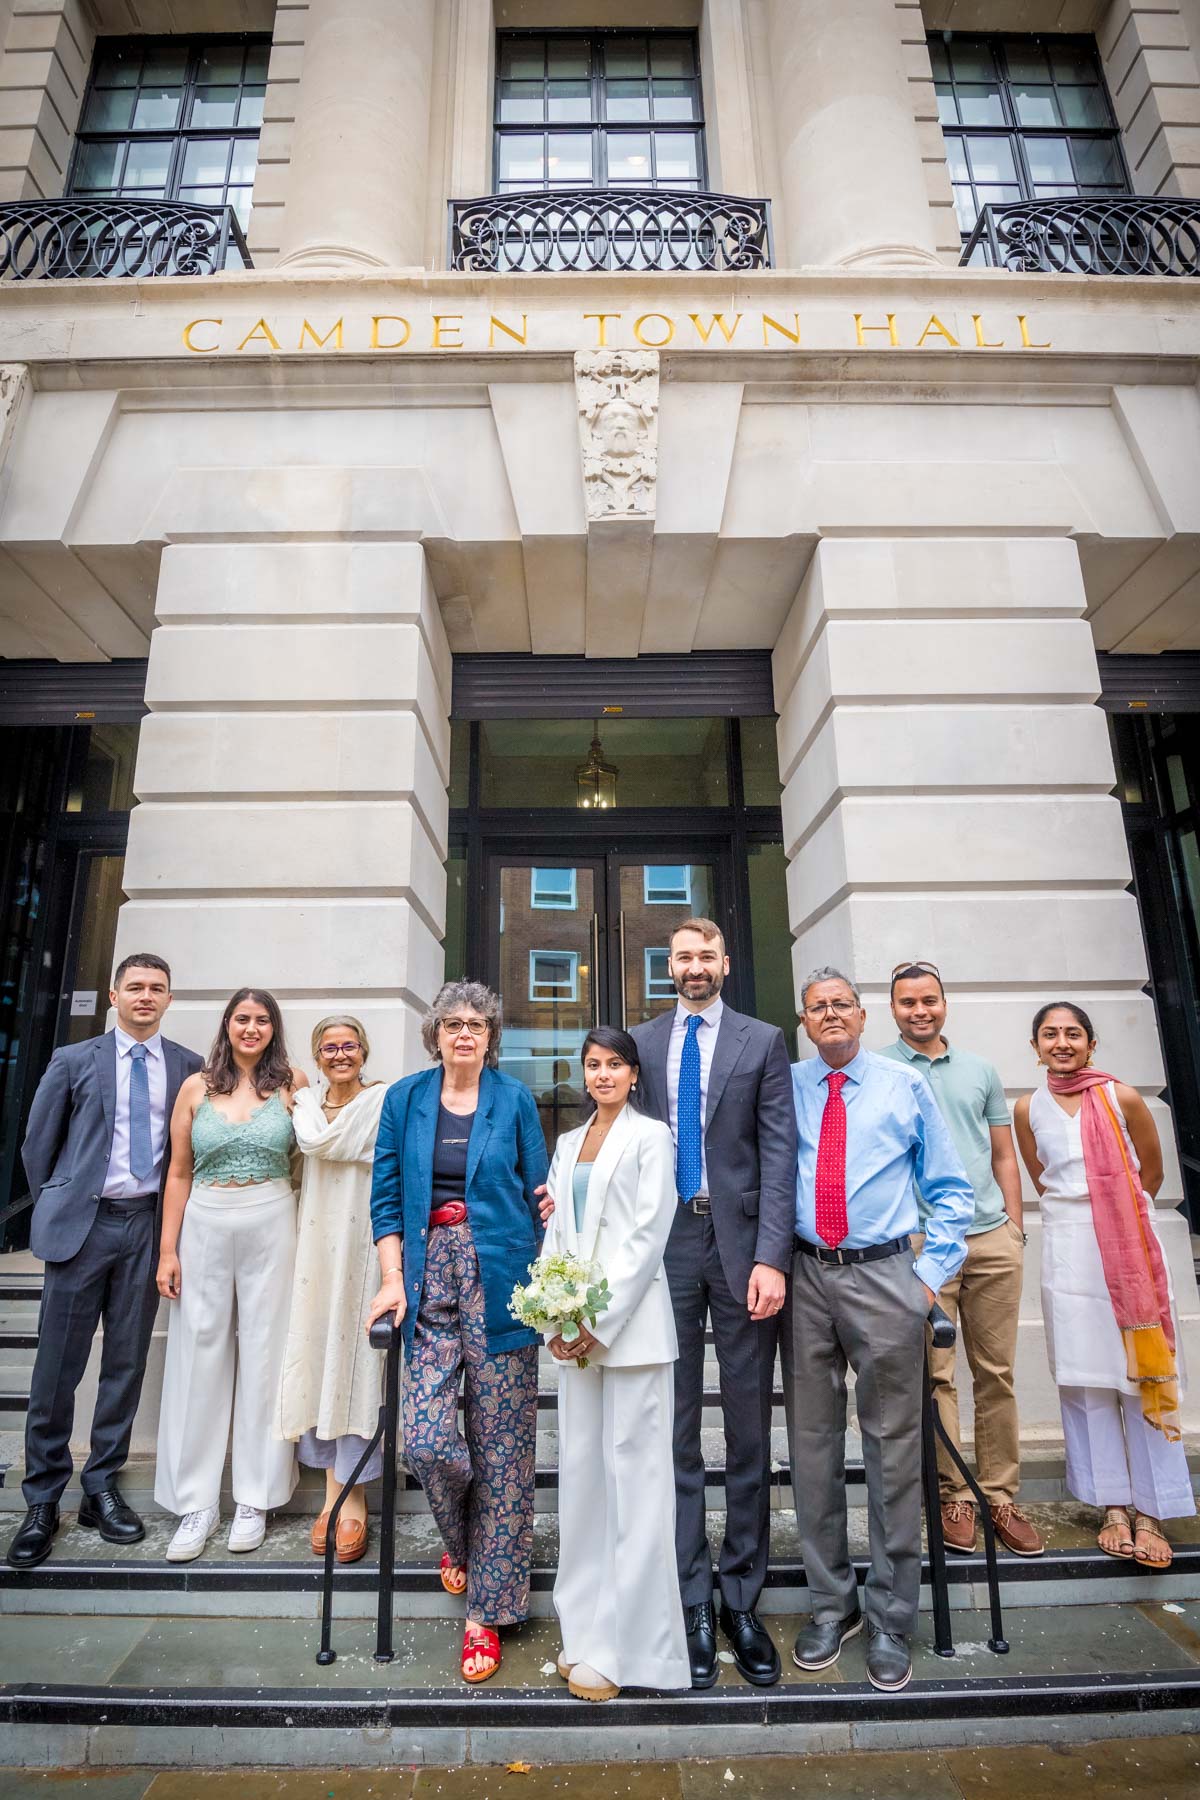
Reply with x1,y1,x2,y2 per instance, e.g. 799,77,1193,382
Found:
792,1607,864,1671
865,1622,912,1692
6,1503,60,1569
685,1600,718,1690
78,1484,144,1545
718,1603,781,1687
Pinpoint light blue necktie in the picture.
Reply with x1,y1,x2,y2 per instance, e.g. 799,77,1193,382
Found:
128,1043,154,1186
676,1014,703,1203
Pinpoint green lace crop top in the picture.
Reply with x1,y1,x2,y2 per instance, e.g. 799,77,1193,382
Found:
191,1091,294,1186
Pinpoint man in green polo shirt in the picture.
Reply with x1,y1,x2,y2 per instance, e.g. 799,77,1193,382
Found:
879,962,1044,1558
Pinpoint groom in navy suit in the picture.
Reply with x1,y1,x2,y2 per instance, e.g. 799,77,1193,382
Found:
7,953,201,1568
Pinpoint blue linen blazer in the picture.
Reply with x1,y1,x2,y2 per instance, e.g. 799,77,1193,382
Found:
369,1063,549,1356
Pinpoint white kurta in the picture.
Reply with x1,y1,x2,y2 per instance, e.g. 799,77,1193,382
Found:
278,1083,388,1445
1028,1083,1185,1394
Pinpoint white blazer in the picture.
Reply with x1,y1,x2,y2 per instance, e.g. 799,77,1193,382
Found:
543,1103,679,1369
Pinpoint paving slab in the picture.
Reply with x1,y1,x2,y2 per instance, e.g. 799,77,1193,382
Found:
944,1733,1200,1798
677,1751,960,1798
0,1776,154,1800
0,1615,150,1686
145,1775,417,1798
414,1762,683,1798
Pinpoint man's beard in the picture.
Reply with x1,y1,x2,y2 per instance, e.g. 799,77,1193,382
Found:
674,970,722,1002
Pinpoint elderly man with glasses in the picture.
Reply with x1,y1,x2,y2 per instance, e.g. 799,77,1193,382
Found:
879,962,1043,1559
781,966,973,1692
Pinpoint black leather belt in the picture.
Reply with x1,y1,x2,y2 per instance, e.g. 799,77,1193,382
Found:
680,1195,711,1216
795,1234,910,1267
98,1193,157,1214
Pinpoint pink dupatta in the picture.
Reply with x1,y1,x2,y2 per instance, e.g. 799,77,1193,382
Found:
1047,1068,1180,1440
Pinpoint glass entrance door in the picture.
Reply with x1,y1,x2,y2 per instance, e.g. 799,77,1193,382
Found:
486,848,722,1154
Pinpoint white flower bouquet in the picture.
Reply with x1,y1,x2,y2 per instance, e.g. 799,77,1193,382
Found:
510,1251,611,1368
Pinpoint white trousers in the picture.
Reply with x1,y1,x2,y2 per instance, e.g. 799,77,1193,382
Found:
554,1360,691,1691
155,1178,299,1515
1060,1384,1196,1520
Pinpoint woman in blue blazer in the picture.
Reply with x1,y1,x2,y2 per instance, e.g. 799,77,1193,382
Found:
367,980,547,1685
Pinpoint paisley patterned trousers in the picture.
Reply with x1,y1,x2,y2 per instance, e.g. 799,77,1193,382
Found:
403,1221,538,1626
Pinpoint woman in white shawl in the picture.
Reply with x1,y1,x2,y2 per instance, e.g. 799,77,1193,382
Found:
279,1015,388,1564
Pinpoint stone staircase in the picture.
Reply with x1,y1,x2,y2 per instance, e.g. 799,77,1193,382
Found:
2,1268,1200,1769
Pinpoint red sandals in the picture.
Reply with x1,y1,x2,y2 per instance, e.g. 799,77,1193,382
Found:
440,1552,467,1595
462,1623,501,1683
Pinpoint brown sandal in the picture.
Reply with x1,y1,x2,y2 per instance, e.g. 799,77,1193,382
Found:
1133,1512,1172,1569
1098,1506,1134,1559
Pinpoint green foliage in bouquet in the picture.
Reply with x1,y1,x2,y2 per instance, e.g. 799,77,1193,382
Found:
510,1251,611,1368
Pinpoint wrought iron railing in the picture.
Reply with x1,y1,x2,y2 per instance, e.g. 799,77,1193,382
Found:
449,186,773,273
960,195,1200,276
0,198,252,280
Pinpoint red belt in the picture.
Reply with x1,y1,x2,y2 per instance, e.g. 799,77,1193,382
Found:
429,1202,467,1227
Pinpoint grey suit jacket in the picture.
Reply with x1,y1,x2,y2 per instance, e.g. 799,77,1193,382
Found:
631,1004,799,1304
21,1030,203,1264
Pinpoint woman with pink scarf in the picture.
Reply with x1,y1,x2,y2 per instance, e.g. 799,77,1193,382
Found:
1014,1002,1193,1570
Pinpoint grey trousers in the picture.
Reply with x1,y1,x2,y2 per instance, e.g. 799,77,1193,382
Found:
664,1205,778,1611
24,1195,159,1506
780,1247,929,1637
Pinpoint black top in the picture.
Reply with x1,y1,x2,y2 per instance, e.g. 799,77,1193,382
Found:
432,1103,474,1208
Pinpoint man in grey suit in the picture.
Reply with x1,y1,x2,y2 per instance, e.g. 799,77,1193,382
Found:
631,917,797,1689
6,953,202,1568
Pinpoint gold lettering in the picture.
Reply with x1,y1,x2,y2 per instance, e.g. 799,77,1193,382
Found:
183,317,221,353
1017,313,1051,349
583,312,622,348
972,313,1004,349
298,318,344,351
761,312,801,346
371,314,411,350
489,313,528,347
688,311,743,345
236,318,282,353
633,312,675,347
432,314,464,348
853,312,899,348
915,313,959,349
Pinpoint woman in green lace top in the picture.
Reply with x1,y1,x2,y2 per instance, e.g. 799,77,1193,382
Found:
153,988,308,1564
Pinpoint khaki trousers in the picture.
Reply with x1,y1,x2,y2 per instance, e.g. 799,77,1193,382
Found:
916,1217,1024,1507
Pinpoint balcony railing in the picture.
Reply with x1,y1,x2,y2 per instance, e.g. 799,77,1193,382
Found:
0,198,252,281
449,187,773,274
960,196,1200,276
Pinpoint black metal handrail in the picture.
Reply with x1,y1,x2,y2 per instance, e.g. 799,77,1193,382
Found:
450,186,773,273
0,198,252,280
960,195,1200,276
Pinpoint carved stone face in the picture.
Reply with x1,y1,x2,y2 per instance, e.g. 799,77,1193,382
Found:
595,397,641,456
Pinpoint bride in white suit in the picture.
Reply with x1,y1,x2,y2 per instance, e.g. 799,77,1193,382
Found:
543,1025,691,1702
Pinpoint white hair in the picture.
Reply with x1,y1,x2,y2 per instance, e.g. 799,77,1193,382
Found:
800,966,861,1010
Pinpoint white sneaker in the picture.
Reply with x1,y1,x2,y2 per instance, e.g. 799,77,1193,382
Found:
228,1503,267,1553
166,1506,220,1563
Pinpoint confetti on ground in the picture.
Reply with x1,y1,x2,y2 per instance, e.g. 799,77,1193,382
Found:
723,1769,736,1784
540,1661,559,1674
717,1650,736,1663
1163,1602,1185,1614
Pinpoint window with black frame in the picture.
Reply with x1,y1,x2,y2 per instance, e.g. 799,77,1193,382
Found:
931,34,1128,247
490,29,708,270
68,36,267,257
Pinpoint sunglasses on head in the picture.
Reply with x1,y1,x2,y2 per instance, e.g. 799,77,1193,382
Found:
890,961,941,981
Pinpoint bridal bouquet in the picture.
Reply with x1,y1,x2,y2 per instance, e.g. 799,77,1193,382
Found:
510,1252,611,1368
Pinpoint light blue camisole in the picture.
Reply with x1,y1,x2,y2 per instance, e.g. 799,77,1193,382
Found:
191,1091,294,1186
572,1162,593,1233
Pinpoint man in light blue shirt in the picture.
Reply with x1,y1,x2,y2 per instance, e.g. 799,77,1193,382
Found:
781,966,972,1694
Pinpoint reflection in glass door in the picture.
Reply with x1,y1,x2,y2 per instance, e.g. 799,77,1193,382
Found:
488,851,722,1155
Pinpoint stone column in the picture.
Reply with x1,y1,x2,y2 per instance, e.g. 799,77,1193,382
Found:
86,541,450,1453
773,537,1200,1440
765,0,940,268
276,0,437,271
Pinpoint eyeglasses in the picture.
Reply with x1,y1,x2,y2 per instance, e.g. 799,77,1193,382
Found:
440,1018,489,1037
318,1041,362,1059
803,999,858,1019
891,960,941,980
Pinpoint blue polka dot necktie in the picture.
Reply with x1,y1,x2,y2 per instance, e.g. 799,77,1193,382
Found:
676,1013,703,1203
128,1042,154,1186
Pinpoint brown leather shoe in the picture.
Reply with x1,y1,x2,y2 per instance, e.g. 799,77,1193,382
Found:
335,1515,369,1564
310,1511,331,1556
990,1503,1045,1557
941,1500,977,1553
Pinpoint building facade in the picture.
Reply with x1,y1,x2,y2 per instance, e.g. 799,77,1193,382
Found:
1,0,1199,1445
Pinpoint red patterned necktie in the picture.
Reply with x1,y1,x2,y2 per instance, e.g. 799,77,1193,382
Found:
815,1070,849,1247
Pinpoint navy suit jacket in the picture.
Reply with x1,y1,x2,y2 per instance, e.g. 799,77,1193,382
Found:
370,1063,548,1356
21,1029,202,1264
